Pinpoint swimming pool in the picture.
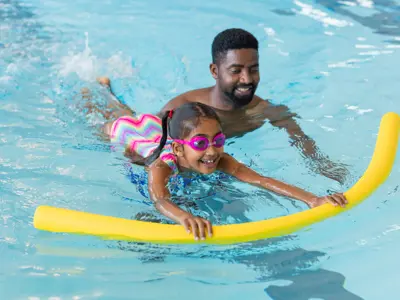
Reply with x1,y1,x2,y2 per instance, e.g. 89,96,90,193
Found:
1,0,399,299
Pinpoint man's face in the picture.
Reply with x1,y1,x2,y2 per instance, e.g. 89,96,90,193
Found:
210,48,260,108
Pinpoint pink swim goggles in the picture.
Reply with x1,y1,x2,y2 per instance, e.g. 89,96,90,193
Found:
174,133,226,151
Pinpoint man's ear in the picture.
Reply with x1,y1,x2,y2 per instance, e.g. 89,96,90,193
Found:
172,142,184,157
210,63,218,80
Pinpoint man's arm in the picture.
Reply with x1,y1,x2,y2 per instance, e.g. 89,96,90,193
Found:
261,100,349,185
262,101,317,157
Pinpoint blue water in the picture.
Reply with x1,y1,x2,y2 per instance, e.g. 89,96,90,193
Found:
1,0,400,299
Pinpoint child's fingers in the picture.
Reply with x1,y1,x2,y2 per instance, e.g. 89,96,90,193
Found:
328,194,345,207
182,217,212,241
196,219,206,240
333,194,347,207
188,219,199,240
323,196,334,206
326,196,338,206
182,219,191,234
205,220,213,237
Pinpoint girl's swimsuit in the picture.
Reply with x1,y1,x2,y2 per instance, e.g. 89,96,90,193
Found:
110,114,179,175
111,113,228,206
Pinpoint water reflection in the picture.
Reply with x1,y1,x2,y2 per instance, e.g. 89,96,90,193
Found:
273,0,400,42
118,171,364,299
319,0,399,37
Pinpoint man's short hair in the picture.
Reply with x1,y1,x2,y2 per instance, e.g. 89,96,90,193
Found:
212,28,259,64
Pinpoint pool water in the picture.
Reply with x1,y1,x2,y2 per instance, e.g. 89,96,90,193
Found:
1,0,400,299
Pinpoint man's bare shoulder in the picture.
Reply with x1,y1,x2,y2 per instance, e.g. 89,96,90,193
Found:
179,87,211,104
159,88,212,113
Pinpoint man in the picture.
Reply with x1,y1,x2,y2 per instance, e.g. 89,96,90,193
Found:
97,28,348,184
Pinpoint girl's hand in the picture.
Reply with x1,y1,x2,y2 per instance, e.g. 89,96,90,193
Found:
178,213,213,241
310,193,348,208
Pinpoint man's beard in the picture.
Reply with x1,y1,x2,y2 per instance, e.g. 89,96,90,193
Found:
223,84,256,108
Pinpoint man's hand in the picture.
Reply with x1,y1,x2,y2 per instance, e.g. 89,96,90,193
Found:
309,193,348,208
313,158,350,185
264,102,350,185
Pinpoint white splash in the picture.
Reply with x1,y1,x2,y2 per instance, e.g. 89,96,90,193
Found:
59,32,99,81
58,32,134,82
105,53,135,78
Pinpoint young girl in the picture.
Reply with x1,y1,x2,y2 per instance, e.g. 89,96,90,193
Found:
106,101,347,240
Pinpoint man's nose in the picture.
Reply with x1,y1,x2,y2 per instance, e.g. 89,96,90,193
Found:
240,70,253,84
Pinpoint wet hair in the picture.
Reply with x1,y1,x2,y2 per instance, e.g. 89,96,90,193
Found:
146,102,221,165
212,28,259,64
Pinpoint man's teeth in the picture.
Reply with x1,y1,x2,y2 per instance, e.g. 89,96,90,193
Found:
237,87,251,92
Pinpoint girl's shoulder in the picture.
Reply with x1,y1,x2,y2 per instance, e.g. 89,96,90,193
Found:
148,155,178,177
148,157,173,174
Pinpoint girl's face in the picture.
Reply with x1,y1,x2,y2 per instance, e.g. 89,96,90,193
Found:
173,117,225,174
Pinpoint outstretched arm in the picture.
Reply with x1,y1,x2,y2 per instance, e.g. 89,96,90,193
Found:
263,102,316,155
262,100,349,184
147,160,212,240
217,153,347,208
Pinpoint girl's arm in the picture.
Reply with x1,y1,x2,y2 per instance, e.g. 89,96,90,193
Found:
147,159,212,240
217,153,347,208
